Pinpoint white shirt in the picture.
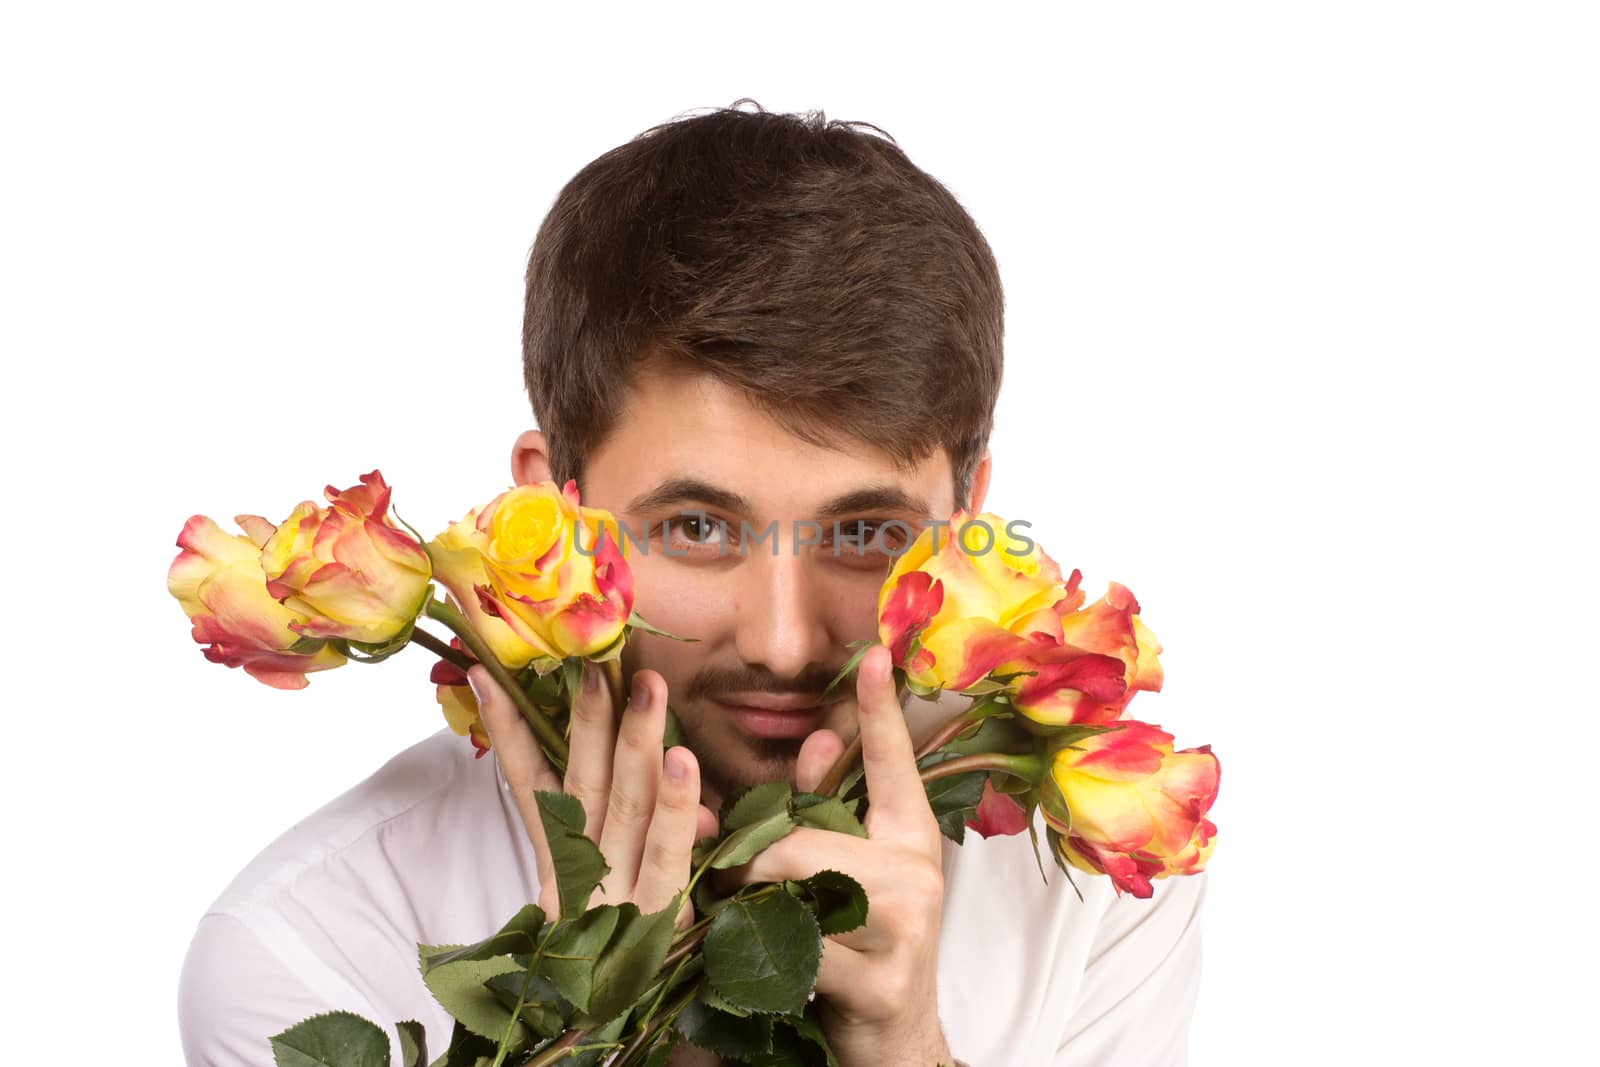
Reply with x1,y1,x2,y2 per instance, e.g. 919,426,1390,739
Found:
178,727,1206,1066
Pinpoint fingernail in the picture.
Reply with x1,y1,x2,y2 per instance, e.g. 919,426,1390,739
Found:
584,665,599,693
860,648,886,690
467,668,486,704
665,749,687,781
630,674,650,711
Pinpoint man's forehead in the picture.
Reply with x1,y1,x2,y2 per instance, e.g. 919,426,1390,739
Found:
589,362,956,516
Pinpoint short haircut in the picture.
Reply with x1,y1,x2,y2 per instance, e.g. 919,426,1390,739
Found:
522,100,1004,505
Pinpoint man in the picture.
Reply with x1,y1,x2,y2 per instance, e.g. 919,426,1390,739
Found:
178,103,1206,1066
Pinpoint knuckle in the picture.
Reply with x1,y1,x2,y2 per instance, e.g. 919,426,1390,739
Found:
857,972,906,1017
571,687,612,725
909,856,944,897
641,835,681,877
562,771,607,805
655,775,694,812
881,969,913,1007
606,785,654,824
615,719,660,756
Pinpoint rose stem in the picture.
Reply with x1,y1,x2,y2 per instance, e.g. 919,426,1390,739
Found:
424,597,571,769
408,626,475,672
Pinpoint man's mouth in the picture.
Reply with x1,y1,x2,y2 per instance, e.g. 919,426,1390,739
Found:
713,695,839,740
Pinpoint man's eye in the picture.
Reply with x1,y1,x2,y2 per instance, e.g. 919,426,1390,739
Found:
832,519,908,556
662,513,729,551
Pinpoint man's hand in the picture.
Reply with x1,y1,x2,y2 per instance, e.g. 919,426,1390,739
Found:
726,645,954,1067
470,662,718,927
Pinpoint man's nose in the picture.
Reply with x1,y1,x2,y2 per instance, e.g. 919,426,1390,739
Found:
732,545,834,685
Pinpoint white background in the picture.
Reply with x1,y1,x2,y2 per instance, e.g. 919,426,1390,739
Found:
3,3,1596,1064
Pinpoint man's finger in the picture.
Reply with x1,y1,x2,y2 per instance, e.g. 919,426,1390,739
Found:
563,659,618,842
796,728,845,795
471,665,559,892
597,670,667,900
727,827,866,885
854,645,931,834
632,745,702,918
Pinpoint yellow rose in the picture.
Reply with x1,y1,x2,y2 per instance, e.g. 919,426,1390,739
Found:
167,514,347,689
258,470,433,647
1040,720,1219,898
428,480,633,665
876,510,1070,693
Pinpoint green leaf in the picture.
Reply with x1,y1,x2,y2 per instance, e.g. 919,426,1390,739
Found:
542,901,677,1025
484,970,568,1039
626,609,698,642
1044,827,1085,902
702,983,754,1018
1036,777,1071,836
270,1011,390,1067
426,1020,496,1067
535,791,610,918
748,1011,836,1067
395,1021,426,1067
563,1010,630,1067
918,759,987,845
789,794,866,838
345,624,417,662
834,762,868,803
783,1007,841,1067
1044,721,1125,753
663,704,687,749
790,869,868,936
691,854,733,918
575,902,678,1026
1025,802,1049,886
724,781,793,831
286,634,333,656
542,905,622,1013
940,714,1031,758
561,658,585,704
820,642,873,701
710,810,795,869
421,955,528,1043
675,996,775,1059
704,890,822,1016
418,904,547,972
521,667,564,705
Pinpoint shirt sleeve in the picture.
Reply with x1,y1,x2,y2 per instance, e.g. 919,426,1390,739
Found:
177,912,387,1067
1054,871,1208,1066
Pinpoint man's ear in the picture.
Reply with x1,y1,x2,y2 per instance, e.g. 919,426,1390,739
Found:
511,429,553,487
966,449,993,513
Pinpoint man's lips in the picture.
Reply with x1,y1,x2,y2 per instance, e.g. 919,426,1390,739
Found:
714,696,839,740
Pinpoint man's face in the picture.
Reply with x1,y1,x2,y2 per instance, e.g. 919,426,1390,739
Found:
568,362,961,804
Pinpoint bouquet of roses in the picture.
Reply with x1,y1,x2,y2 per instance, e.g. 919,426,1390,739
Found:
169,471,1220,1067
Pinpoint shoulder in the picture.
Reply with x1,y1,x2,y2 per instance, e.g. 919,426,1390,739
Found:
207,728,494,917
179,729,539,1063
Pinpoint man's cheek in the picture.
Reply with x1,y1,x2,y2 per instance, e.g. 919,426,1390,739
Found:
630,558,727,625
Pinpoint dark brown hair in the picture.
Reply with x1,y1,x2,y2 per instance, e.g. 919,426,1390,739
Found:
522,100,1004,504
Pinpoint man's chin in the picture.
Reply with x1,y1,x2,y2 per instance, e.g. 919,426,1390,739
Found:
695,736,802,801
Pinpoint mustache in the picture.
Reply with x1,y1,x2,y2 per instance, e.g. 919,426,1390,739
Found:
685,663,848,704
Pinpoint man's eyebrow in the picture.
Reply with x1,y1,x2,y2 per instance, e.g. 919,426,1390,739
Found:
625,477,754,516
814,485,931,520
624,478,931,520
